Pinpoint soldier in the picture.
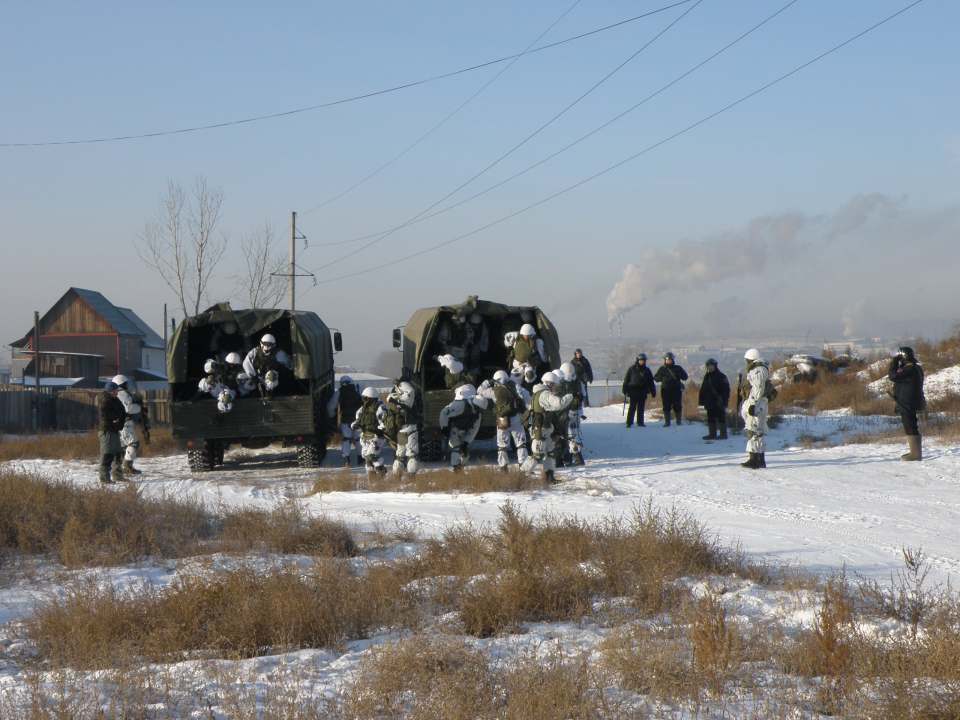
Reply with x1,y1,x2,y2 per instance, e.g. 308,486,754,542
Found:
478,370,530,472
437,354,477,390
326,376,364,467
570,349,594,406
559,362,586,466
889,346,925,461
243,333,293,395
698,359,731,441
198,354,254,413
111,375,143,476
520,371,573,483
465,313,489,376
654,352,688,426
438,384,488,472
622,354,656,428
504,322,545,390
97,381,127,484
739,349,770,469
352,386,388,475
436,315,470,364
385,381,421,475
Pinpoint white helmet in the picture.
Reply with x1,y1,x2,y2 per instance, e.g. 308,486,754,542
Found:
225,352,242,365
361,386,379,399
560,362,576,379
520,323,536,337
520,310,534,322
112,374,129,387
203,360,219,374
222,321,238,335
449,360,464,374
261,334,276,352
454,384,477,400
397,381,414,396
340,375,353,386
744,348,764,363
554,368,566,381
541,371,559,386
493,370,509,384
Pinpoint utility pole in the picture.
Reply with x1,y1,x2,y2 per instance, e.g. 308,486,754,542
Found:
290,211,296,311
32,311,40,431
163,303,168,347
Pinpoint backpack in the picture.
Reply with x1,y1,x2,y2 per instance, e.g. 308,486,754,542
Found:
339,383,363,418
383,402,402,440
450,400,478,430
763,379,778,403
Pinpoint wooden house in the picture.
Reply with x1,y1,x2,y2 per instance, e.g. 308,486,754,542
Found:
10,288,166,382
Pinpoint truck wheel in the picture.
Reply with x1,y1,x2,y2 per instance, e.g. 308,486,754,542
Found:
421,437,443,462
187,445,215,472
297,441,325,468
214,443,225,466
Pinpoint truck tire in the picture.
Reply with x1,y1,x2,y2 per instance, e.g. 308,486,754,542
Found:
420,433,444,462
214,443,225,466
187,444,215,472
297,440,325,468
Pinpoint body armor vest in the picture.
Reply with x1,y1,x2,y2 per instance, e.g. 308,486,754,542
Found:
450,401,477,430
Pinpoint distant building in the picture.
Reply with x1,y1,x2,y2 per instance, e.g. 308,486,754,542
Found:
10,287,167,387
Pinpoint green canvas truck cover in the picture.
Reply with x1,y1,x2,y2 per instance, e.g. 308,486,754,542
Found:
401,295,561,372
167,302,334,382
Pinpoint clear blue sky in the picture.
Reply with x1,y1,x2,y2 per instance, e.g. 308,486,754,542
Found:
2,0,956,366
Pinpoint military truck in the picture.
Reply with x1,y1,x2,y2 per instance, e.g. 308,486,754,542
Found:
392,296,561,461
167,302,342,471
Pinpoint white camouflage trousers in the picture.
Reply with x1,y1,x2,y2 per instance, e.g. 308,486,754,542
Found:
741,398,768,453
341,422,361,459
120,419,140,462
496,414,529,467
393,429,420,474
360,434,385,473
520,424,556,473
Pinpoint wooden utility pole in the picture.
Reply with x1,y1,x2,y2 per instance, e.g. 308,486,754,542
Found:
163,303,168,347
290,211,296,311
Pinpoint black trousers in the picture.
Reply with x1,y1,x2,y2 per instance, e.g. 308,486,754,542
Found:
661,391,682,419
625,394,647,426
900,412,920,436
705,406,726,424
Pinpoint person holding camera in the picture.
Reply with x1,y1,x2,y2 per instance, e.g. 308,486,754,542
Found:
889,346,925,461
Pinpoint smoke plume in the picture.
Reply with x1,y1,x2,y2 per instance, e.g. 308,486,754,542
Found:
842,298,879,338
606,193,902,322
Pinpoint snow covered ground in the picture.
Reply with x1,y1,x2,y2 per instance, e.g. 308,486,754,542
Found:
2,406,959,714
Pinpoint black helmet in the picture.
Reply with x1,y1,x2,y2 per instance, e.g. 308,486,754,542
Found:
575,348,583,355
663,351,675,361
899,346,915,358
704,358,718,368
636,353,647,362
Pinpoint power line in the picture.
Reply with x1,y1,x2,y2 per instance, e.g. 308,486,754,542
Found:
304,0,924,288
1,1,692,148
311,0,799,249
309,0,704,274
298,0,583,217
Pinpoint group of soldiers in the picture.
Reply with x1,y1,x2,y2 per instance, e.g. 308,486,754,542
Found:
329,321,595,482
196,333,295,412
621,349,774,469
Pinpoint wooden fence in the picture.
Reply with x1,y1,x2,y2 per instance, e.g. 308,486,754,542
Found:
0,387,169,432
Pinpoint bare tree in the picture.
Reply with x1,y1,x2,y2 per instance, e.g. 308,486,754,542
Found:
605,342,644,380
136,177,228,317
233,221,287,308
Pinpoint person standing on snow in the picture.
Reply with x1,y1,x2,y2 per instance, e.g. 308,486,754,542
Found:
243,333,293,395
698,359,731,441
570,349,594,406
326,376,364,467
889,346,925,461
559,362,587,466
97,381,127,484
385,381,422,476
478,370,530,472
739,349,770,469
654,352,688,426
520,371,573,483
622,353,656,428
352,386,388,475
439,384,488,472
111,375,143,476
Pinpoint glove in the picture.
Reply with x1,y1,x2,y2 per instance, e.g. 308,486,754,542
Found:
580,415,587,420
747,404,756,417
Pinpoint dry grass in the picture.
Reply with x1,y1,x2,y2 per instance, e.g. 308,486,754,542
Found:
311,465,550,495
0,427,178,463
0,467,356,567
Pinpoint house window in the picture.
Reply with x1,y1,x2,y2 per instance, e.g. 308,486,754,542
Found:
145,354,150,368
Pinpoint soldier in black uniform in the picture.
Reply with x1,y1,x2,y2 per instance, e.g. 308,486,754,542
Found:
571,349,594,406
654,351,688,426
889,346,925,461
622,354,655,428
97,381,127,484
698,358,730,440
